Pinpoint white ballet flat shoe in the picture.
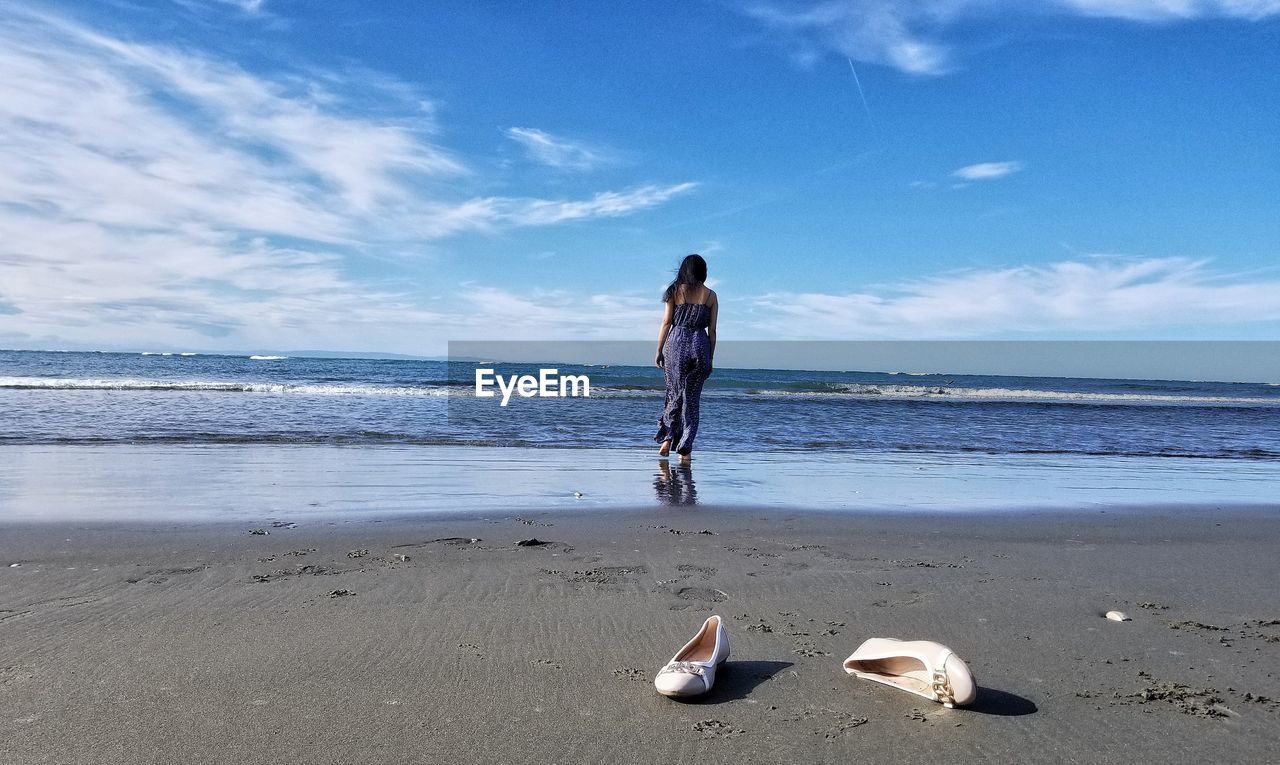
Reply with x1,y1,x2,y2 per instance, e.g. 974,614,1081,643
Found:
654,615,730,698
842,638,977,708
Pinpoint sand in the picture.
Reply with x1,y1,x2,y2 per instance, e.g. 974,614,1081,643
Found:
2,505,1278,764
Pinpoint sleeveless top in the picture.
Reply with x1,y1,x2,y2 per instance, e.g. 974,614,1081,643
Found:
671,302,710,330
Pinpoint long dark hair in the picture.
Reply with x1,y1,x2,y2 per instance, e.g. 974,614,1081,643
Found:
662,254,707,303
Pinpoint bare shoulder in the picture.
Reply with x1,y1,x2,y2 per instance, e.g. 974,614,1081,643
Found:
706,288,719,306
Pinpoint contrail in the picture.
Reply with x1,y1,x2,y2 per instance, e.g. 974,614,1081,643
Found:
847,57,874,130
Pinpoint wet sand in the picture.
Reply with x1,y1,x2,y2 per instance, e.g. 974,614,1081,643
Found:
5,444,1280,523
3,505,1278,764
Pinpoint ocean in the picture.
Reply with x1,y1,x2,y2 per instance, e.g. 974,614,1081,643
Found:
2,349,1278,460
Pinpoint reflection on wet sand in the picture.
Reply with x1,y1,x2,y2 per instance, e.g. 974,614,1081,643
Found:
654,460,697,506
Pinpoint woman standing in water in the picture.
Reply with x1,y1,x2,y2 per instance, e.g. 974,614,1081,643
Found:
655,254,717,463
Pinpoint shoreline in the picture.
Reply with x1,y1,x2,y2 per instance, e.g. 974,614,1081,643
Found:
3,443,1280,524
3,505,1278,763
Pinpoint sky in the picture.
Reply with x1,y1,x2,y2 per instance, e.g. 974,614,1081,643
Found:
1,0,1278,355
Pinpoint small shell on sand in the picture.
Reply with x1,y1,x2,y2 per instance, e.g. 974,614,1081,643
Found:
1105,610,1131,622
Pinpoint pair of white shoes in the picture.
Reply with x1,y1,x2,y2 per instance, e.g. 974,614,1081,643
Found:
654,615,978,708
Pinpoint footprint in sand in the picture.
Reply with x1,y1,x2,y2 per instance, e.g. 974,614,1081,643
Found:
781,707,869,739
557,566,648,585
870,593,925,608
612,667,648,682
673,586,728,603
392,538,483,551
792,640,828,657
890,559,966,569
1120,672,1234,719
675,564,716,579
724,545,781,560
692,720,744,738
251,564,337,583
125,565,207,584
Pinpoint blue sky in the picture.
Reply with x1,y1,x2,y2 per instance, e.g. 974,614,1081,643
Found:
1,0,1278,353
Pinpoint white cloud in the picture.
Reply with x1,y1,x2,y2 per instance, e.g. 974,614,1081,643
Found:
394,257,1280,348
747,258,1280,338
0,219,449,350
383,183,696,240
504,127,611,171
452,288,659,341
740,0,1280,74
951,161,1023,180
498,184,698,226
1061,0,1280,21
10,254,1269,353
743,1,957,74
0,7,694,351
176,0,266,14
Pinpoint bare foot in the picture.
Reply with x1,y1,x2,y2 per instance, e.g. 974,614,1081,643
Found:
658,440,671,457
680,453,691,464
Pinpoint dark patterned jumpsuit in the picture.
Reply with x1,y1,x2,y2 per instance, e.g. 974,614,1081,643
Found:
655,302,711,455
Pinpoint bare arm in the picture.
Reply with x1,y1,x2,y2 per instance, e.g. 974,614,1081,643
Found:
707,291,718,369
655,299,674,367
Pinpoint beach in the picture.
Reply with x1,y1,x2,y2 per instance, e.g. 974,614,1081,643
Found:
3,449,1279,764
5,0,1280,760
3,351,1279,763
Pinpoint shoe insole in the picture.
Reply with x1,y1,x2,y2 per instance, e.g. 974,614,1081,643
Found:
849,656,930,694
678,618,719,662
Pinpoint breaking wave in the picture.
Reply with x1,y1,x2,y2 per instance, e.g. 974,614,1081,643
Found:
0,377,453,396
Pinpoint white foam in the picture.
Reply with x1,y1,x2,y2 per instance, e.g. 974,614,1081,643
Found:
2,375,1273,406
815,383,1279,406
587,384,1278,406
0,377,451,396
249,355,287,361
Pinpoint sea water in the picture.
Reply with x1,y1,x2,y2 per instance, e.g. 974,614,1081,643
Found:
1,349,1277,459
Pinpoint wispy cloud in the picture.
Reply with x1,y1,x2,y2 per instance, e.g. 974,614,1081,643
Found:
742,1,954,74
952,161,1023,181
170,0,270,18
397,183,697,238
498,184,697,225
739,1,1280,74
0,7,693,351
748,257,1280,338
452,288,658,340
186,0,267,12
504,127,612,171
1061,0,1280,21
386,258,1280,347
398,257,1280,347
